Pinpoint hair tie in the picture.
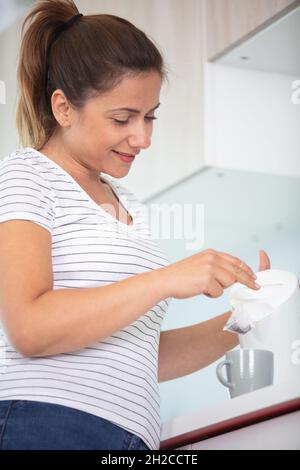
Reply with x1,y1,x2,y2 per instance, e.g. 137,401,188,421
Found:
54,13,83,36
52,13,83,38
63,13,83,29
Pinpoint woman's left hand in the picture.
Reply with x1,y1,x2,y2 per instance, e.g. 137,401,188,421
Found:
258,249,271,272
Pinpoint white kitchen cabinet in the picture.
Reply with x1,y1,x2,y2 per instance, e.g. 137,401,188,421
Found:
204,6,300,178
204,0,299,60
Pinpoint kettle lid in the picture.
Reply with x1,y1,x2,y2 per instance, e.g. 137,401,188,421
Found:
229,269,299,309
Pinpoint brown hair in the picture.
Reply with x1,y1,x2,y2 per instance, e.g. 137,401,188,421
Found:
16,0,167,150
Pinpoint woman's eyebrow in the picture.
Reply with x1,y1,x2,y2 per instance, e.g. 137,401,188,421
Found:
107,103,160,114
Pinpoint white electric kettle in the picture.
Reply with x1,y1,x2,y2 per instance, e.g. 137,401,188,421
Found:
228,269,300,385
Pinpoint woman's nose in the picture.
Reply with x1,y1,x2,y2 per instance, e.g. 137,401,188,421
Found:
127,125,152,149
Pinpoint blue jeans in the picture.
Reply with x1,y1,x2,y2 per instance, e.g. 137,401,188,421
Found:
0,400,151,450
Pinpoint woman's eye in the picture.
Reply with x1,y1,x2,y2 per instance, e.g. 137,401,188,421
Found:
113,119,129,125
146,116,157,122
113,116,157,125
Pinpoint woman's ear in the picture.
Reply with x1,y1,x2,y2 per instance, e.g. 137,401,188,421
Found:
50,89,75,128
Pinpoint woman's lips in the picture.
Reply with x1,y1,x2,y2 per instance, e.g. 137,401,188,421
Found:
113,150,136,163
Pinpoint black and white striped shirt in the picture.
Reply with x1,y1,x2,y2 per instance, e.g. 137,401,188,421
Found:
0,147,170,450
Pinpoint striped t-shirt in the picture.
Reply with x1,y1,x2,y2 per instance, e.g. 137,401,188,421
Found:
0,147,170,450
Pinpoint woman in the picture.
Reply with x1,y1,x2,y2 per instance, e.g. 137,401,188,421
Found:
0,0,270,450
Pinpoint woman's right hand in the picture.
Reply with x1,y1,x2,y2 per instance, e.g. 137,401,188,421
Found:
159,249,259,299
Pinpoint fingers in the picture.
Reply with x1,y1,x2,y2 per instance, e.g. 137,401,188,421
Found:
218,251,256,279
205,250,259,291
216,264,259,291
203,265,257,298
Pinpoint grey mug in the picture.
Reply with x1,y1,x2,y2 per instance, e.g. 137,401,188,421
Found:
216,349,274,398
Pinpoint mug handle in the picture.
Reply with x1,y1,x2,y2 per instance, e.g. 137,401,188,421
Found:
216,360,234,389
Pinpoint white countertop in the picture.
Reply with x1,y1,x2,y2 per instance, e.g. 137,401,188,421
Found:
161,378,300,447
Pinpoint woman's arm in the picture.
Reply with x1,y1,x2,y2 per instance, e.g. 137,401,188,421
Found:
158,311,238,383
21,269,167,357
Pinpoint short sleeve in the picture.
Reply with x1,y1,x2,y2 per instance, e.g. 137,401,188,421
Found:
0,154,55,233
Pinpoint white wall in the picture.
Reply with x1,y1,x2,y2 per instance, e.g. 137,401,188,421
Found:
205,64,300,177
0,17,21,157
0,2,35,155
0,0,33,34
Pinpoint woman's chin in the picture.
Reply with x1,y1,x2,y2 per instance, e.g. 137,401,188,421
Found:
104,167,131,179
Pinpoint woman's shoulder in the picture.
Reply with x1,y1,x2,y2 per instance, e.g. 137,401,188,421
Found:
1,147,46,171
0,147,55,198
0,147,34,174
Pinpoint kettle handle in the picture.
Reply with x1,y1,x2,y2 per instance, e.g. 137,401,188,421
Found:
216,360,234,388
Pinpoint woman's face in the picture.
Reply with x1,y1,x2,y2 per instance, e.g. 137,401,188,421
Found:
52,71,162,180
